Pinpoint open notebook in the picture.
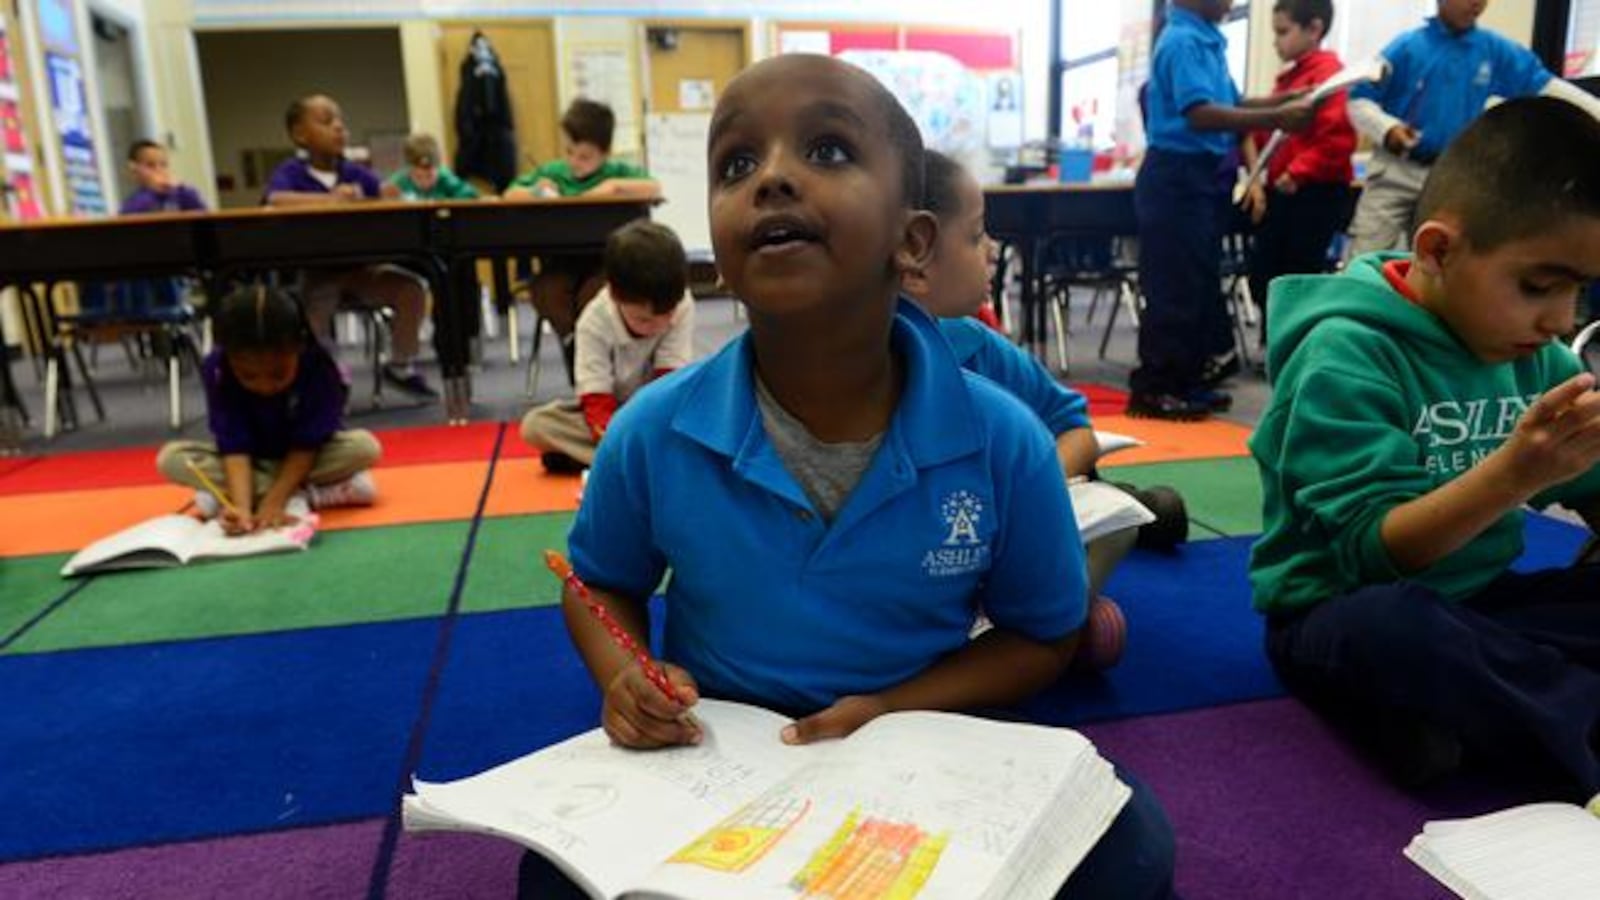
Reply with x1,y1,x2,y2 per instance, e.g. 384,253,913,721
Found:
1404,799,1600,900
62,500,317,576
405,698,1129,900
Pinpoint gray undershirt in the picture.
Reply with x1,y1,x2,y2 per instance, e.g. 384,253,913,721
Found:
754,376,884,522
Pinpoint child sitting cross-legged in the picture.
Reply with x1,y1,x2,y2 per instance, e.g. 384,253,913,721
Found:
520,220,696,472
156,285,381,534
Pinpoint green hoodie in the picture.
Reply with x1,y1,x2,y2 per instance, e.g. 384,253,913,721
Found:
1249,252,1600,613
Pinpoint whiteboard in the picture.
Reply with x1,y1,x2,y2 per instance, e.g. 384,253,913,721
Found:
644,111,712,253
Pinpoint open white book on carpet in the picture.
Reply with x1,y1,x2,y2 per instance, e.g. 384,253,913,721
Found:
61,499,317,576
1404,799,1600,900
405,698,1129,900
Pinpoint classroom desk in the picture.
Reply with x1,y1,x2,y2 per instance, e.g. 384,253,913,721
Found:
0,196,653,427
983,182,1137,362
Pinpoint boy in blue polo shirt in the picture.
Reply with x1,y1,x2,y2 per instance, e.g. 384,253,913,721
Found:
1131,0,1314,420
521,54,1176,899
1346,0,1600,256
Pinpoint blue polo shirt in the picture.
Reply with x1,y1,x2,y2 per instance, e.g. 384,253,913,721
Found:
569,299,1087,712
939,317,1089,436
1145,5,1240,156
1351,17,1551,161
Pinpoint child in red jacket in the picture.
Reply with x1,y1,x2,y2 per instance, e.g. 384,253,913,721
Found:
1243,0,1356,344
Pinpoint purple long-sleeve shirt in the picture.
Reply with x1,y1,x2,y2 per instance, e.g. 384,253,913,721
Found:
120,185,207,214
263,157,381,201
202,347,348,459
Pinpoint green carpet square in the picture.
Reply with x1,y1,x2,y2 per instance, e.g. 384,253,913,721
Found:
5,521,470,655
460,513,575,613
0,553,76,639
1101,456,1263,539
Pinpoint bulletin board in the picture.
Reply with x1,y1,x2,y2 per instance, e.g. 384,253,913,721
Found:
771,21,1021,151
34,0,105,215
0,8,43,221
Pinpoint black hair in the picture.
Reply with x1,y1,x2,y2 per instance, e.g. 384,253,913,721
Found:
1273,0,1334,34
127,139,163,162
922,150,973,222
604,221,689,315
1418,97,1600,251
284,97,310,134
562,99,617,152
212,285,311,354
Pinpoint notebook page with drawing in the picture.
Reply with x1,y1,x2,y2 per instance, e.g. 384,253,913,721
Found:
1404,801,1600,900
404,699,1129,900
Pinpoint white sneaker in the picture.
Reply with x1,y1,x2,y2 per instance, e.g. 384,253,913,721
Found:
307,471,377,509
193,490,221,519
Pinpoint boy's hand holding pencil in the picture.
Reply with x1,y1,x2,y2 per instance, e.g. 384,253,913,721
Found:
544,550,703,749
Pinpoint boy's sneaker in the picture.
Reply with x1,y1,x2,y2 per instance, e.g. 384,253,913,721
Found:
1127,392,1212,421
193,489,221,519
1186,387,1233,414
1071,596,1128,673
1200,350,1241,387
307,471,377,510
382,364,439,399
541,451,587,475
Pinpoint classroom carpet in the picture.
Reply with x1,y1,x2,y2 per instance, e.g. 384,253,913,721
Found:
0,402,1591,898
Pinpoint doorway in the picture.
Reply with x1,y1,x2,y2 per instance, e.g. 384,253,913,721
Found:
88,10,148,204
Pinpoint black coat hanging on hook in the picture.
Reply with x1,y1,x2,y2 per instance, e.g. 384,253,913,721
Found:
454,31,518,191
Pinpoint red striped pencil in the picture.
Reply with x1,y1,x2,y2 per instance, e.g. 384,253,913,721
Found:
544,550,682,707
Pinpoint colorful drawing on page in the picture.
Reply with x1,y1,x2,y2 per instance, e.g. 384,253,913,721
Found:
668,795,811,873
789,808,949,900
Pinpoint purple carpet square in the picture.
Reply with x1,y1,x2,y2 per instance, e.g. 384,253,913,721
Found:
1083,699,1526,900
0,819,381,899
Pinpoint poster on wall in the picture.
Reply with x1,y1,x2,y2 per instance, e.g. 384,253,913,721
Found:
838,50,986,166
2,98,25,153
567,44,638,153
985,71,1023,148
0,24,14,83
7,170,41,219
45,52,105,214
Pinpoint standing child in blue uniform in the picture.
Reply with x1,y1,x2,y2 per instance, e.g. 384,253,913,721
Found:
904,150,1135,668
156,286,381,534
1130,0,1314,420
1251,99,1600,795
519,54,1176,899
265,94,436,399
1346,0,1600,256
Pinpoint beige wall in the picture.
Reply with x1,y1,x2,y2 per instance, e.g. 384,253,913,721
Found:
399,20,446,151
196,28,409,208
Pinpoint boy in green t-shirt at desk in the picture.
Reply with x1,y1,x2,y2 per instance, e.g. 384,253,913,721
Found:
505,99,660,375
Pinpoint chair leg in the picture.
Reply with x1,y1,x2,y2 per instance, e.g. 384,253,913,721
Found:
1098,288,1123,360
168,353,182,430
525,315,546,398
43,355,59,439
507,301,521,365
1050,290,1070,374
70,341,105,422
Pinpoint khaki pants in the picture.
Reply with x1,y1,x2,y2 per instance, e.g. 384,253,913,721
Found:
302,266,428,363
1345,151,1431,258
520,399,597,465
1084,525,1137,598
156,429,381,501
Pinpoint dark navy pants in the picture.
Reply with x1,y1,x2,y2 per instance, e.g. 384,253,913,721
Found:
518,766,1177,899
1247,181,1351,343
1266,564,1600,796
1131,148,1230,397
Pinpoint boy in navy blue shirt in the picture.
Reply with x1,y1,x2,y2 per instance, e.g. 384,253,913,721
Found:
264,94,435,399
520,54,1176,899
1130,0,1313,420
1346,0,1600,256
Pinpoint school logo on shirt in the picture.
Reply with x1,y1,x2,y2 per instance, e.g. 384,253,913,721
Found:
922,490,991,577
1411,393,1538,476
1474,62,1492,88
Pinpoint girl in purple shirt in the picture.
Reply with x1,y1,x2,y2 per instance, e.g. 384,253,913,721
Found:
155,286,383,535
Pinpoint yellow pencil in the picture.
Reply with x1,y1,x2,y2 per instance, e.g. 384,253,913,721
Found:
184,456,243,518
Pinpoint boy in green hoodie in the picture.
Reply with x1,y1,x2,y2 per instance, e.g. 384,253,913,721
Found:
1249,97,1600,796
